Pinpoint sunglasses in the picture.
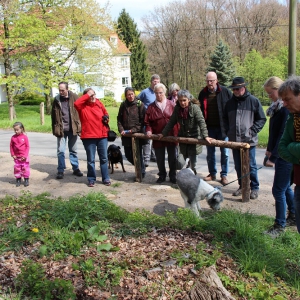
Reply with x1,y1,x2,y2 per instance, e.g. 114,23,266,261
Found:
232,87,242,91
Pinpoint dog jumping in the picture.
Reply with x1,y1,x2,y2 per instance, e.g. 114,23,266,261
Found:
107,144,126,174
176,168,223,217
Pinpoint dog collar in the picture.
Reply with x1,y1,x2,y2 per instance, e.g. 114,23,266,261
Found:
205,188,219,198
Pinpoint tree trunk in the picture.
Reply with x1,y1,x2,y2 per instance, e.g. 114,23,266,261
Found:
45,92,52,115
185,265,236,300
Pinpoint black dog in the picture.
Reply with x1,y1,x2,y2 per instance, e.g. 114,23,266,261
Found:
107,144,126,174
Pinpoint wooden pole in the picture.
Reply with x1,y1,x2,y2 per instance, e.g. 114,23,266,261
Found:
288,0,297,76
132,137,142,182
241,148,250,202
40,102,44,125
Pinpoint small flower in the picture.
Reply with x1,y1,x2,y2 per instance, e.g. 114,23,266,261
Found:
7,217,12,220
32,228,39,233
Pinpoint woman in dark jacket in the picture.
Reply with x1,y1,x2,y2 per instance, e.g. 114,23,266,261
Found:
145,83,178,184
117,87,146,178
160,90,212,175
263,76,295,236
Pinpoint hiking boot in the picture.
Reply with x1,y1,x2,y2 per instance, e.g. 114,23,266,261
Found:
156,176,166,184
24,178,29,187
232,187,242,196
170,176,177,184
144,160,149,167
104,180,111,186
150,157,157,162
56,172,64,179
16,178,21,187
203,174,216,181
220,176,228,186
88,181,95,187
73,169,83,177
286,212,297,227
264,223,285,238
250,190,259,200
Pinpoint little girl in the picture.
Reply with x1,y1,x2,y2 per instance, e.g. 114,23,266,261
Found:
10,122,30,187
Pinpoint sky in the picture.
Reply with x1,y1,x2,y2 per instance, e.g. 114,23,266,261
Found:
105,0,173,28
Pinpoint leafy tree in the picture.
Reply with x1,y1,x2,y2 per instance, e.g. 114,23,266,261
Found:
206,40,235,86
117,9,149,90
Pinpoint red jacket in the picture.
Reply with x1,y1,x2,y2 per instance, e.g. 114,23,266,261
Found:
10,133,30,160
74,94,109,139
145,100,178,148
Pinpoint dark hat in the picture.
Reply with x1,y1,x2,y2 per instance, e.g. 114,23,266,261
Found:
228,77,248,89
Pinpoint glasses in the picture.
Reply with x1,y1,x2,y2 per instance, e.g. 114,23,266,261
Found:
232,87,242,91
206,79,216,83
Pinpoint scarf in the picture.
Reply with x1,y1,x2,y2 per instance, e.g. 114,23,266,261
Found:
155,98,167,112
294,114,300,142
179,106,189,119
266,99,283,117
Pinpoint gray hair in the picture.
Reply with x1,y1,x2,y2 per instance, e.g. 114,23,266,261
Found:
153,83,167,94
151,74,160,82
177,89,193,100
278,76,300,97
169,83,180,94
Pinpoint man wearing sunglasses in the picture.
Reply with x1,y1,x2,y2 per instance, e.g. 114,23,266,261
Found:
224,77,266,199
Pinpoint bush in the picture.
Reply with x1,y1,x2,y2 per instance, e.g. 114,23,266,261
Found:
102,96,118,107
14,91,45,105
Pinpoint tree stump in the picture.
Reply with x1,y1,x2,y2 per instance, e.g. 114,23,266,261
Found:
185,265,236,300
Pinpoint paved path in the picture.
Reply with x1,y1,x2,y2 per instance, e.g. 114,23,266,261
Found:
0,129,273,183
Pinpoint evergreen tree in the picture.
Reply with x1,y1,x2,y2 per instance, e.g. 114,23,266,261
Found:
117,9,149,90
206,40,235,86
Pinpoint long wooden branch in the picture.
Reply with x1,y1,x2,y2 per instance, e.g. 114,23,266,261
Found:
127,133,250,149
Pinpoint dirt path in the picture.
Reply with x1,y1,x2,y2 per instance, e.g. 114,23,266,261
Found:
0,151,277,218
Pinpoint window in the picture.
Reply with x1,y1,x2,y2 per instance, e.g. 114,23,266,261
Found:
122,77,129,86
121,58,128,68
110,37,117,46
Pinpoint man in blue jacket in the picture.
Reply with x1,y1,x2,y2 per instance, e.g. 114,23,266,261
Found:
224,77,266,199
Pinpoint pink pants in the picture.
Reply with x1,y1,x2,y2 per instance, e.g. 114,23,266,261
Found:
14,158,30,178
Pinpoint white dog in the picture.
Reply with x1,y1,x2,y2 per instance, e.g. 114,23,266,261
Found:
176,168,223,217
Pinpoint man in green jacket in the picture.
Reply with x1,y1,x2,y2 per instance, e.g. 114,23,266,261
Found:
278,76,300,234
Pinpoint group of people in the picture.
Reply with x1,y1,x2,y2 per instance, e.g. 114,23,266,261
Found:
9,75,300,237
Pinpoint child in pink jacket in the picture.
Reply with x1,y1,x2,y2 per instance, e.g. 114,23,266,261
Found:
10,122,30,187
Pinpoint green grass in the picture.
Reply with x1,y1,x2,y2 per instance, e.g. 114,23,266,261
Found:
0,102,269,146
0,192,299,299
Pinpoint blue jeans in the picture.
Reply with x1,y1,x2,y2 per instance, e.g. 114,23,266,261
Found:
294,185,300,233
82,138,110,183
57,132,79,173
272,158,295,227
232,146,259,190
206,128,229,177
124,146,145,175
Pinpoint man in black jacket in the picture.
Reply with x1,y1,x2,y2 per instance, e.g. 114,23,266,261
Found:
198,72,232,186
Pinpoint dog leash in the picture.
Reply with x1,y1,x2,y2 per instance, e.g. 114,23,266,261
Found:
220,166,263,188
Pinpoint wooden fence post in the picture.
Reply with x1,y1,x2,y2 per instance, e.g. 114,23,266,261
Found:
40,102,44,125
132,137,142,182
241,148,250,202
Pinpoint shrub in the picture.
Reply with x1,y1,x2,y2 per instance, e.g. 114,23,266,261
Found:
14,91,45,105
102,96,118,107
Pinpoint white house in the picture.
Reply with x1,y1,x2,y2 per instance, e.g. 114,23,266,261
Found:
52,32,131,102
0,32,131,103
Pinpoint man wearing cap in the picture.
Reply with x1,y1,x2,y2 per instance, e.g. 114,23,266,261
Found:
278,76,300,234
198,71,232,186
224,77,266,199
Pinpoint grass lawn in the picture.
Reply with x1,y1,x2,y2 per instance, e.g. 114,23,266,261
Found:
0,102,269,147
0,192,299,299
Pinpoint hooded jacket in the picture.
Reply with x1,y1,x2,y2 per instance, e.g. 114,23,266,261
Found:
223,90,266,146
